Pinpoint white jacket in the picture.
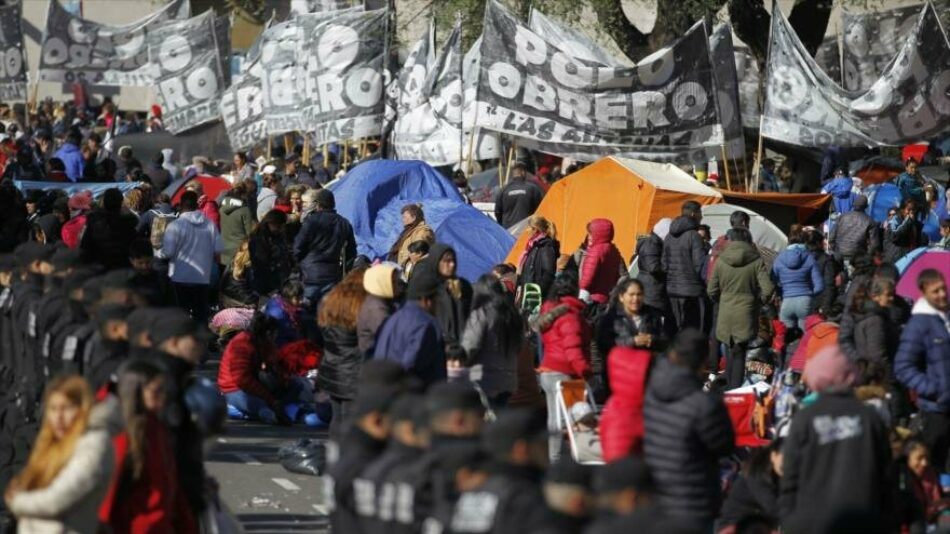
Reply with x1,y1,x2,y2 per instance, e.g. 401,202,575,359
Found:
9,403,115,534
158,210,223,285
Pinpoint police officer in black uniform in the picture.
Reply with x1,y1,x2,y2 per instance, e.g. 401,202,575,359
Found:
536,459,594,534
585,456,689,534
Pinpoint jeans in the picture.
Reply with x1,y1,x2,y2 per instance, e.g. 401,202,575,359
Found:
224,377,313,424
780,295,813,331
173,282,210,324
538,371,571,462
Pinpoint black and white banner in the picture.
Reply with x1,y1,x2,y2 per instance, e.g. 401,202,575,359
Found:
147,11,229,135
220,59,266,152
297,9,387,146
528,9,623,66
393,24,464,165
260,20,307,134
291,0,352,15
762,2,950,147
461,37,501,163
39,0,190,86
841,4,922,91
475,1,723,164
0,3,27,101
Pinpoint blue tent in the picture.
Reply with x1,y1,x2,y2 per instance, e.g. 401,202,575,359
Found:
866,183,902,222
329,160,515,281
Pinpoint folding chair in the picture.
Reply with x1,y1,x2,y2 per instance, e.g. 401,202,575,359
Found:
555,379,604,465
520,283,543,315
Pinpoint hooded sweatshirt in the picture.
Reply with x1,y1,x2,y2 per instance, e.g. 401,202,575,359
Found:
772,244,824,298
219,196,254,267
158,210,223,285
661,215,707,297
54,142,85,182
579,218,625,303
708,241,774,344
822,176,857,215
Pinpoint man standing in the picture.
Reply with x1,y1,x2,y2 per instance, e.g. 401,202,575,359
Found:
293,189,356,315
895,269,950,477
494,161,544,229
53,130,85,182
896,158,926,210
662,201,708,332
157,190,222,323
642,329,734,531
829,194,880,262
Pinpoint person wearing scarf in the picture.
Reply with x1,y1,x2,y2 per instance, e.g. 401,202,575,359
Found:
388,204,435,267
413,243,472,348
517,215,559,299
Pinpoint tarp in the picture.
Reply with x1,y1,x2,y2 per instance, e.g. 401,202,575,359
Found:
163,175,232,205
505,157,723,263
719,191,831,233
867,183,903,222
15,181,144,198
329,160,514,281
701,203,788,253
895,248,950,301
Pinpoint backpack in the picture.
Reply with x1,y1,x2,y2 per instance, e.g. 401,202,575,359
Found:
149,210,177,249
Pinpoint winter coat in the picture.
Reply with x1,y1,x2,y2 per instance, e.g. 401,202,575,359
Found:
197,197,219,229
391,222,436,267
461,306,522,397
579,219,625,304
823,176,857,215
293,209,357,286
416,244,473,346
218,268,258,308
256,187,278,220
595,304,665,357
661,216,707,298
101,412,197,534
772,244,824,298
263,296,301,347
838,301,900,364
518,236,559,298
788,315,840,372
356,295,394,358
80,209,139,269
218,196,254,267
157,211,222,285
599,347,652,461
716,473,779,532
53,143,85,182
896,172,926,206
538,296,592,378
373,300,446,386
636,233,668,310
895,298,950,414
60,215,87,249
830,210,880,259
779,392,891,534
708,241,774,344
811,249,840,314
317,325,363,401
494,178,544,229
249,232,292,296
7,402,115,534
642,358,735,526
217,331,276,405
884,216,926,264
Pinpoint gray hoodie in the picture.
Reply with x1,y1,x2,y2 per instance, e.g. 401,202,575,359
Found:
157,210,223,285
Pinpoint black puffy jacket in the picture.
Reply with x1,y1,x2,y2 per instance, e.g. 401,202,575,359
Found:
517,236,558,297
661,216,707,298
635,233,667,310
830,210,880,259
80,209,139,269
316,325,362,400
293,210,357,286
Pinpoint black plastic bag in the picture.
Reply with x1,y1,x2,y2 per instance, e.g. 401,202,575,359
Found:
277,438,326,476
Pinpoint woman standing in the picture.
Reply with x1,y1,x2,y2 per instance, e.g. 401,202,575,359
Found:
415,244,473,348
517,215,559,299
388,204,436,268
219,241,260,309
4,376,114,534
316,268,369,437
595,278,666,358
249,210,293,297
461,274,524,409
839,277,900,366
219,182,256,269
101,361,197,533
578,219,625,305
357,264,400,358
536,273,591,461
772,226,824,331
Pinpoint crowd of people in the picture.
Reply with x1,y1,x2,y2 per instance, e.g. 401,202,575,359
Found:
0,94,949,534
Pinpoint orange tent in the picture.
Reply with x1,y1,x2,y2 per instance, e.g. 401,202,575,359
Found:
506,157,723,263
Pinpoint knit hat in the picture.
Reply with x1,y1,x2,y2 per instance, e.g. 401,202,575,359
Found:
593,456,655,494
407,265,441,299
363,264,397,299
67,190,93,211
804,346,858,392
653,218,672,240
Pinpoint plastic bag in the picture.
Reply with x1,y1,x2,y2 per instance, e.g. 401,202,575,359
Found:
277,438,326,476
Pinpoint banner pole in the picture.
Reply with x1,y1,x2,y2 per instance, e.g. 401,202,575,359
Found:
302,135,311,167
343,140,350,169
267,136,272,159
323,144,328,170
503,139,516,186
752,114,764,193
721,144,733,191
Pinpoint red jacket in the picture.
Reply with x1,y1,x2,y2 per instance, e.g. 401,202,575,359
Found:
99,412,197,534
789,314,839,372
600,347,652,461
61,215,86,249
579,219,624,303
218,331,277,405
539,297,592,378
198,196,220,229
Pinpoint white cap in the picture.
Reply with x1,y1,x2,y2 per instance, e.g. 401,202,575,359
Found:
262,164,277,175
570,401,594,421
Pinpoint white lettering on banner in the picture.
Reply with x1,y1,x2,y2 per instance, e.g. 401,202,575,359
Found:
314,72,347,112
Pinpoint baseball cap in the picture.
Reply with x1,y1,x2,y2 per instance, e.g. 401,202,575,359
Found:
262,164,277,175
481,407,547,457
592,456,655,494
150,308,207,345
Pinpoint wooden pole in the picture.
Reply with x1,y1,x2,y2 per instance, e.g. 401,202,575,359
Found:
465,127,478,176
322,144,328,169
721,144,733,191
267,136,272,159
283,132,294,155
503,140,516,186
343,140,350,168
752,115,765,193
302,136,311,166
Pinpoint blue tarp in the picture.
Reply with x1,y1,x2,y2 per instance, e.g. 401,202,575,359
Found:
15,181,144,198
329,160,515,281
867,183,902,222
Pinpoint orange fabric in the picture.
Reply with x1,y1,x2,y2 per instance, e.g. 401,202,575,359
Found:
856,164,901,186
506,158,721,263
719,191,831,211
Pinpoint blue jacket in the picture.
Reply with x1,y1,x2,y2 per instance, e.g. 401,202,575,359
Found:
822,176,857,215
895,298,950,413
292,210,357,286
263,296,301,347
53,143,85,182
771,244,824,298
896,172,926,206
373,301,446,387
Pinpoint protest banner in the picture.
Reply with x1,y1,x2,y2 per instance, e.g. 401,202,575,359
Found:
38,0,190,86
148,11,229,135
0,3,27,101
291,0,352,15
762,2,950,147
475,1,723,165
220,59,266,152
527,9,623,66
297,9,387,146
841,4,922,91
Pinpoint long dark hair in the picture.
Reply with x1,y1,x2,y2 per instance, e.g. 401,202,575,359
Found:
471,274,523,345
249,313,279,350
546,271,579,302
116,360,164,479
252,210,288,239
